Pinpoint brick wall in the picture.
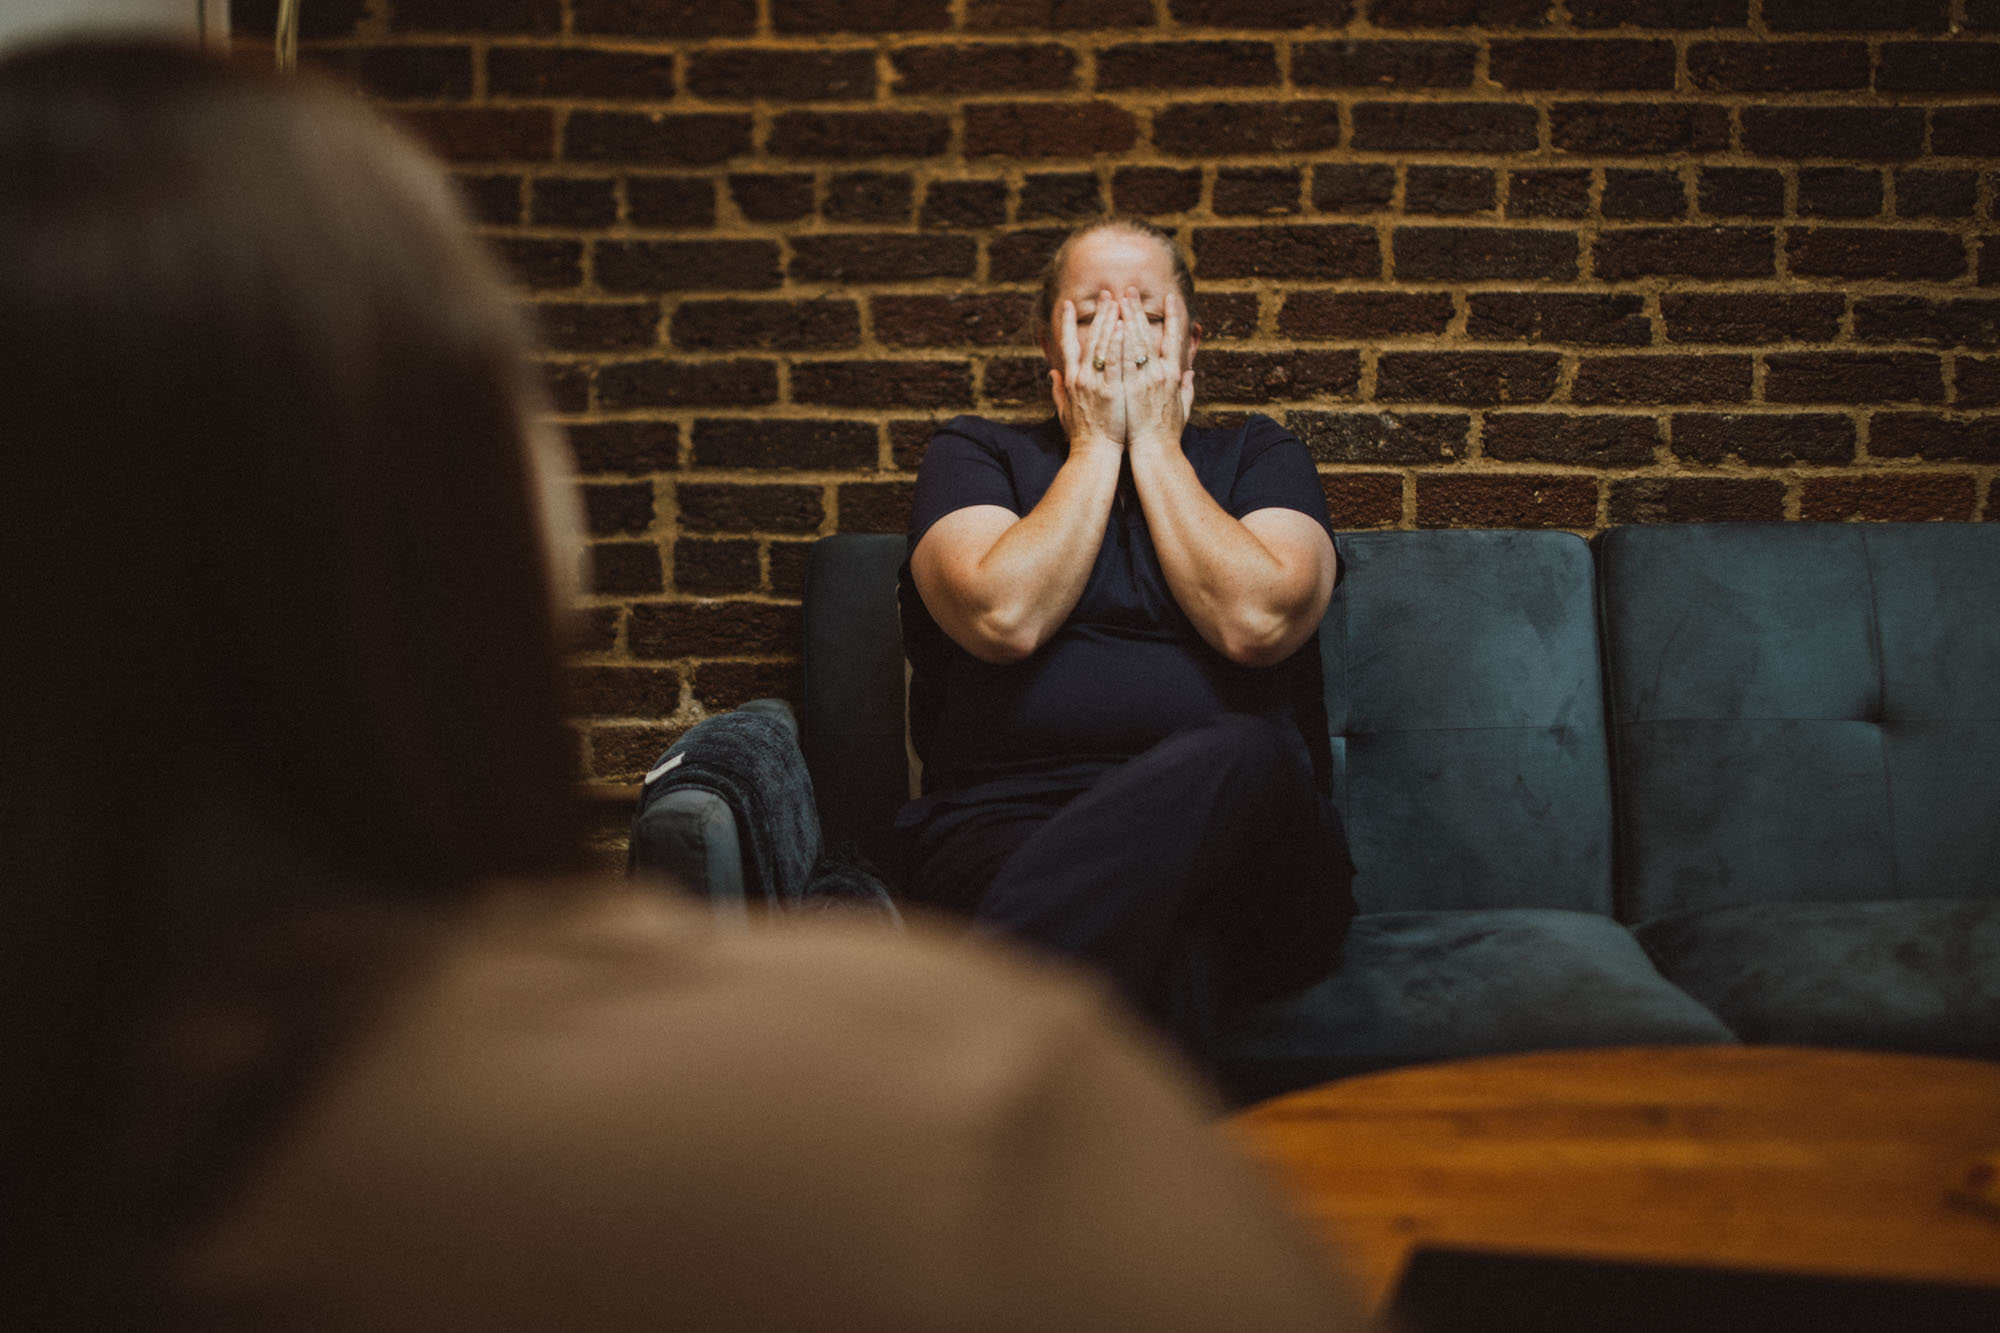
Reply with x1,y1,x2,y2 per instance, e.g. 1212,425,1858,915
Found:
254,0,2000,783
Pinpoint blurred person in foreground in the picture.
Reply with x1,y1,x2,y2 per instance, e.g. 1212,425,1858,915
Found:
898,218,1356,1066
0,41,1364,1332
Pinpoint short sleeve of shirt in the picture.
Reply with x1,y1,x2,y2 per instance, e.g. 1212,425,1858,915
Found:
1227,416,1335,539
909,418,1021,550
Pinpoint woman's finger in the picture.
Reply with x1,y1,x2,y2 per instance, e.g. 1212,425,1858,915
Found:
1060,299,1082,381
1162,289,1184,374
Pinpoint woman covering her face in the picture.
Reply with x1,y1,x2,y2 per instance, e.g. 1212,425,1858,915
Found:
0,43,1360,1332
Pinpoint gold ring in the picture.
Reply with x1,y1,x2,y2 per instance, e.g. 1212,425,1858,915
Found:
1091,357,1106,371
1134,354,1149,367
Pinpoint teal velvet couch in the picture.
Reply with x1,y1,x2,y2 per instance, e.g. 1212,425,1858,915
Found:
633,522,2000,1106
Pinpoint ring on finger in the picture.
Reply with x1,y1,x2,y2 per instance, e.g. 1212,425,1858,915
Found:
1091,356,1106,371
1134,354,1149,367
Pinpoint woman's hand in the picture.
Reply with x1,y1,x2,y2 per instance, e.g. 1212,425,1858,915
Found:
1051,293,1127,457
1121,287,1194,459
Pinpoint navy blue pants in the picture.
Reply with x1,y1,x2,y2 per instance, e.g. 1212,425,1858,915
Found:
902,714,1355,1065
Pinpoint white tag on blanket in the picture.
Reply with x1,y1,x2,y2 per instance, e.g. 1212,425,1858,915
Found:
644,752,685,784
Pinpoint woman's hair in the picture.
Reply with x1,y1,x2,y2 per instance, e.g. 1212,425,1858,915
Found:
1031,215,1199,338
0,42,583,1321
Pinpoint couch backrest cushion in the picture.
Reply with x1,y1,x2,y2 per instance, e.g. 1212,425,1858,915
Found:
1597,522,2000,919
1327,530,1615,914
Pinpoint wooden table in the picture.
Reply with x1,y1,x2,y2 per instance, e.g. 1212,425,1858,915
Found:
1229,1046,2000,1316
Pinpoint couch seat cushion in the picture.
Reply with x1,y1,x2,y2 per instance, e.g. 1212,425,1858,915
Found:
1634,898,2000,1056
1216,908,1736,1105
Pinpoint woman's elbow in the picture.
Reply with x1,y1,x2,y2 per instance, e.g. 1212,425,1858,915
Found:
1214,607,1318,669
956,609,1045,664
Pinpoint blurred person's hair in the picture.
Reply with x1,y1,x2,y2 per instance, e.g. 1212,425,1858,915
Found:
0,41,583,1324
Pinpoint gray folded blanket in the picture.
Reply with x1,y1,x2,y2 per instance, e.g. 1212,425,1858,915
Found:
628,702,899,923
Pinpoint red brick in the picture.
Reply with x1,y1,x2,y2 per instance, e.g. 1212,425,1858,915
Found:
1958,358,2000,407
1697,167,1785,218
1490,40,1674,90
532,176,617,227
1198,351,1362,403
1875,42,2000,92
1194,226,1381,279
1214,167,1304,216
1312,164,1397,212
669,300,859,351
793,361,975,408
539,361,591,412
694,662,804,711
1507,169,1591,219
1868,414,2000,462
573,0,756,35
568,421,681,474
965,0,1154,28
768,542,816,598
535,301,660,351
1897,170,1978,218
565,113,751,165
1786,228,1965,281
1288,411,1468,463
824,172,915,223
1485,413,1659,466
922,179,1011,227
692,419,879,470
673,539,761,594
1797,168,1881,219
1572,355,1752,405
564,666,682,717
1292,40,1475,88
893,43,1076,94
676,484,825,534
1742,108,1925,159
1607,478,1785,525
1405,167,1494,215
1196,293,1260,338
1764,0,1948,31
837,481,919,533
1019,172,1104,220
582,481,656,536
491,237,583,289
394,0,560,32
1417,474,1598,529
1972,0,2000,30
1569,0,1746,23
573,605,622,655
770,112,952,160
1281,292,1455,339
965,102,1137,157
983,357,1054,403
1686,42,1867,92
1854,297,2000,349
1114,167,1203,215
1323,472,1405,529
988,228,1069,282
1594,227,1774,280
1551,103,1730,155
455,172,522,225
729,174,815,222
1466,293,1649,345
1170,0,1352,21
1660,293,1844,344
398,107,553,162
342,45,473,101
687,49,877,100
874,295,1035,347
590,541,664,594
1602,170,1686,220
1352,102,1538,153
1984,235,2000,288
790,235,978,283
597,358,779,408
632,601,804,657
236,0,369,37
1154,102,1344,157
1394,227,1578,282
1932,106,2000,158
772,0,950,31
597,240,781,292
588,724,681,781
1099,41,1278,88
1378,352,1561,405
1800,474,1974,522
489,48,676,100
627,176,717,228
1370,0,1552,24
1671,413,1855,465
1765,353,1944,404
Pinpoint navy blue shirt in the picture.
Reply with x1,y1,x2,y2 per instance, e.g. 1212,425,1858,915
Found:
899,414,1335,814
